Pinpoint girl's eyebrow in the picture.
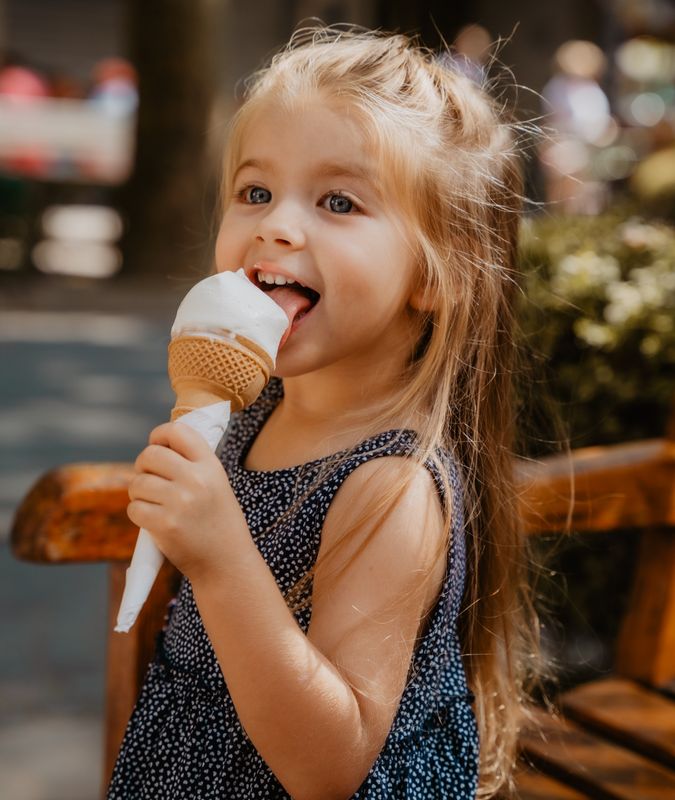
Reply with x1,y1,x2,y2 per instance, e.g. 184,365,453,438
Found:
234,157,378,190
233,158,268,180
312,160,374,183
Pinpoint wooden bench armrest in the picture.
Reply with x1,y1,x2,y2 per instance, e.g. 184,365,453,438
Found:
517,438,675,535
514,439,675,686
10,463,137,563
10,439,675,565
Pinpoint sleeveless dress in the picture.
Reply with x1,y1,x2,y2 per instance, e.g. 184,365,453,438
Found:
107,378,479,799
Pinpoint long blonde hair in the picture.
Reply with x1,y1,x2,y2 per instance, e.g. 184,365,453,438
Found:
219,25,544,798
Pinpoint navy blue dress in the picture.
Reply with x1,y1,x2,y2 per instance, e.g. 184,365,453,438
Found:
107,378,479,798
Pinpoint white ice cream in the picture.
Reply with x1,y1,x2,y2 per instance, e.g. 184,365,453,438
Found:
171,268,289,360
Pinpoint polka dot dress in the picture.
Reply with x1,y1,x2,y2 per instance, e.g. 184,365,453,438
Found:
107,378,479,799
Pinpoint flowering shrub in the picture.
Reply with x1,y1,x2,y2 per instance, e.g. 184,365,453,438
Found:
518,210,675,447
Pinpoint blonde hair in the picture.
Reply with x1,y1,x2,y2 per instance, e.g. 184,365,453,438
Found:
219,25,544,798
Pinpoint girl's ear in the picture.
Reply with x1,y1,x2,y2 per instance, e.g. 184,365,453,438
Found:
409,281,436,312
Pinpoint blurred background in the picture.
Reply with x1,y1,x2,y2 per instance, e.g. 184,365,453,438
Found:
1,0,674,797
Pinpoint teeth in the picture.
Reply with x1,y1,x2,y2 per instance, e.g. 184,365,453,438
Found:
256,270,304,288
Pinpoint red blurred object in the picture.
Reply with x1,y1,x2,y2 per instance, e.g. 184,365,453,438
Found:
0,66,50,101
0,66,51,174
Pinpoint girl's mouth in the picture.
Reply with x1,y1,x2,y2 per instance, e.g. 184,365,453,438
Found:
255,279,320,348
279,297,317,348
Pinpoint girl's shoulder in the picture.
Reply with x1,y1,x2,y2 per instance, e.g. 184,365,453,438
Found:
334,438,462,536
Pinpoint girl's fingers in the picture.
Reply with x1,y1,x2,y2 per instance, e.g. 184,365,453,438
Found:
126,500,167,541
149,422,212,462
128,473,172,504
135,443,186,479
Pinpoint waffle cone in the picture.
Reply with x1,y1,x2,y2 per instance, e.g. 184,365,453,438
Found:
168,333,273,421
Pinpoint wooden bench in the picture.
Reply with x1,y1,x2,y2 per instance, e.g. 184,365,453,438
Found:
10,431,675,798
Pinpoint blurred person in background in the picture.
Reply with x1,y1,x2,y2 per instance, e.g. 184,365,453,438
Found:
539,39,615,214
448,23,493,85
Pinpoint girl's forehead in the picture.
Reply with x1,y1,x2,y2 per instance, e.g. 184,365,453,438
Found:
235,95,379,169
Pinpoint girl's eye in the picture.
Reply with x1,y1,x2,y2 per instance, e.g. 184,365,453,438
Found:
241,186,271,204
323,193,356,214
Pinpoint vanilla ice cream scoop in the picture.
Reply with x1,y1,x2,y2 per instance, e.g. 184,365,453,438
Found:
167,269,290,419
171,268,289,360
115,268,289,633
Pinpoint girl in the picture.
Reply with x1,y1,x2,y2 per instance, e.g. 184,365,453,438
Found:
108,25,541,800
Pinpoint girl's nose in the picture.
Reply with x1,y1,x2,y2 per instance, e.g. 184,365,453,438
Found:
254,205,306,249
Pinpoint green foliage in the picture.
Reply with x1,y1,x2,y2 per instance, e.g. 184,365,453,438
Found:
518,209,675,448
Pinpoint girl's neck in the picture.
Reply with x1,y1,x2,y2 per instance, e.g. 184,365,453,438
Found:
277,352,415,433
246,373,413,472
276,307,424,430
246,347,423,472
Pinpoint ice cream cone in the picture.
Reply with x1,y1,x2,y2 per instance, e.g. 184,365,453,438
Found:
116,269,288,633
168,332,274,421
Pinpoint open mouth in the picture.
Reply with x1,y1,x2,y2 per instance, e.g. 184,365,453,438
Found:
255,275,320,302
255,276,320,317
253,274,321,343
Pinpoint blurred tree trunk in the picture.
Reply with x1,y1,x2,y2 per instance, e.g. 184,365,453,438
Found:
0,0,6,55
121,0,217,279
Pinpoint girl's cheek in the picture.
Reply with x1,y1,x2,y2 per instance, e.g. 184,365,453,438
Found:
215,229,248,272
215,227,230,265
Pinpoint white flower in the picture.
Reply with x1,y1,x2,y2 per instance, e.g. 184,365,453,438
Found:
574,318,616,347
629,267,666,306
552,251,621,297
604,282,644,324
620,220,671,250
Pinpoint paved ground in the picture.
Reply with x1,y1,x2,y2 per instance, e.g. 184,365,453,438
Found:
1,273,182,799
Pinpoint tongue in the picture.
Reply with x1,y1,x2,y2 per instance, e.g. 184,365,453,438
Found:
267,286,314,348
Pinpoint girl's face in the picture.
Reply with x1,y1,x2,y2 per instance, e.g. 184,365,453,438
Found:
215,97,424,379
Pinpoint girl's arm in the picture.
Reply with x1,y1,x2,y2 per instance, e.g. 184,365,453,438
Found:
128,424,447,800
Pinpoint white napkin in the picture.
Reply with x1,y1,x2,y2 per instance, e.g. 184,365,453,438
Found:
114,401,232,632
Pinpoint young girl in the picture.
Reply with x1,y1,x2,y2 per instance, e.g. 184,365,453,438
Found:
108,25,541,800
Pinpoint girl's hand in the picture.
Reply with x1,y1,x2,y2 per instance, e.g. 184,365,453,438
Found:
127,421,242,581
